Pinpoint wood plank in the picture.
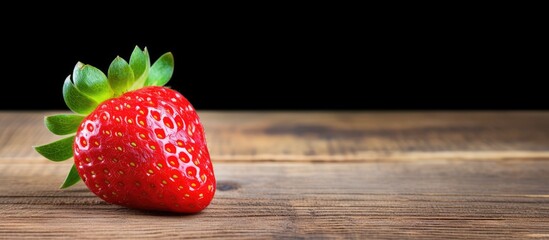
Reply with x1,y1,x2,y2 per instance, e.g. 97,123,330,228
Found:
2,111,549,238
3,111,549,162
1,160,549,239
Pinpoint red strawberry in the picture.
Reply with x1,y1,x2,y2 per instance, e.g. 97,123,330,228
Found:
34,46,215,213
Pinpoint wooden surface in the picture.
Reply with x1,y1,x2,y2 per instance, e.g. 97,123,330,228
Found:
1,111,549,239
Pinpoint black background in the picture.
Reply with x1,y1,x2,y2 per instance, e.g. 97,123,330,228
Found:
1,7,545,111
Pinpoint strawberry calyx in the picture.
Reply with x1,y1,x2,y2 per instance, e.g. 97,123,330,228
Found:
34,46,174,189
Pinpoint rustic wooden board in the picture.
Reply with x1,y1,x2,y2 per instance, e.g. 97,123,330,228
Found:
1,111,549,239
1,161,548,239
3,111,549,162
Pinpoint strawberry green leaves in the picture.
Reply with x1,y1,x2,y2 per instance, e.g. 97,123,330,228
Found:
45,114,85,135
63,76,100,115
64,62,112,115
60,164,81,189
35,137,81,188
129,46,151,90
146,52,174,86
37,45,177,190
73,62,113,102
108,56,135,95
34,135,75,161
63,46,174,107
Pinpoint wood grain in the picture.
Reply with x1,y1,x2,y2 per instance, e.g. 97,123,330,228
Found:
4,111,549,162
1,111,549,239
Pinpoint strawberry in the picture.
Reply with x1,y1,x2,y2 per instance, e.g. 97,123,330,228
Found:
34,46,215,213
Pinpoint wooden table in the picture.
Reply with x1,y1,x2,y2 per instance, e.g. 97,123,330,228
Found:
1,111,548,239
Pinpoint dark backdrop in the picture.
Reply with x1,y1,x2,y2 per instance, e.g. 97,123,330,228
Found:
1,10,544,110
